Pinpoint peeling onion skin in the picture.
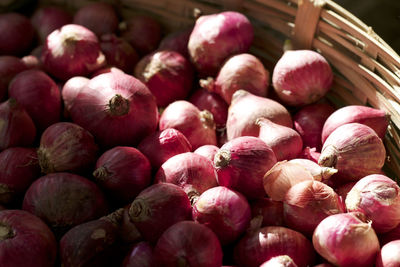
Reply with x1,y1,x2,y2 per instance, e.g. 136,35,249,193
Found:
188,11,253,77
376,240,400,267
312,212,380,267
345,174,400,233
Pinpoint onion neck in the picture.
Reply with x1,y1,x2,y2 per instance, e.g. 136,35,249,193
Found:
103,208,124,227
37,148,54,174
318,145,338,168
214,149,231,168
0,183,14,204
0,223,15,241
93,166,111,182
108,94,130,116
129,199,149,222
199,110,216,130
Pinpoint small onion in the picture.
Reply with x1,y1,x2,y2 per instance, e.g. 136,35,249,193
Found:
250,197,284,227
289,158,337,182
61,76,90,118
0,56,28,101
376,240,400,267
193,144,220,163
158,28,192,58
122,241,155,267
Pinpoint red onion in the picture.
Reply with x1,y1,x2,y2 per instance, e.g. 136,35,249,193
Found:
289,158,337,182
134,50,194,107
379,223,400,246
21,54,41,70
293,102,335,150
128,183,192,243
0,147,40,204
159,100,217,149
345,174,400,233
283,180,345,236
42,24,106,81
158,28,192,58
260,255,298,267
73,2,119,37
298,146,321,163
257,118,303,161
189,88,229,129
201,53,269,104
272,49,333,106
155,152,218,203
22,172,108,237
188,11,253,76
250,197,284,227
321,105,389,143
214,136,277,199
194,144,219,162
0,56,28,101
119,15,162,56
31,6,72,43
91,66,124,77
0,13,34,56
0,209,57,267
318,123,386,181
226,90,292,140
154,221,223,267
334,181,356,203
100,34,139,73
137,128,192,170
376,240,400,267
192,186,251,244
234,226,315,267
38,122,98,174
122,241,155,267
70,71,159,148
61,76,89,117
0,98,36,150
117,205,142,244
312,212,380,267
93,146,152,204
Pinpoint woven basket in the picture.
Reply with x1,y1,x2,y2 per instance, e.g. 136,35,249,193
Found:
39,0,400,180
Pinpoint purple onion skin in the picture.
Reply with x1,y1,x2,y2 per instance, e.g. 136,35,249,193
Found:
376,240,400,267
158,28,192,59
122,242,155,267
0,56,28,101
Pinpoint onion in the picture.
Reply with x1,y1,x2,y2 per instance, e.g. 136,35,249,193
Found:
0,209,57,267
321,105,389,143
272,49,333,106
0,98,36,150
379,223,400,246
0,147,40,204
42,24,106,81
288,158,337,182
70,71,159,148
260,255,298,267
194,144,219,162
8,69,61,132
283,180,345,236
345,174,400,233
0,56,28,101
122,241,155,267
234,226,315,267
189,88,229,129
61,76,89,117
128,183,192,243
73,2,119,37
214,136,277,199
159,100,217,149
188,11,253,76
257,118,303,161
137,128,192,170
154,221,223,267
100,34,139,73
155,152,218,203
334,181,356,203
318,123,386,181
31,6,72,43
226,90,292,140
158,28,192,58
312,212,380,267
134,50,194,107
298,146,321,163
376,240,400,267
0,13,34,56
119,15,162,56
117,205,142,244
37,122,98,174
201,53,269,104
93,146,152,204
21,54,41,70
91,66,125,77
293,102,335,150
22,172,108,237
250,197,284,227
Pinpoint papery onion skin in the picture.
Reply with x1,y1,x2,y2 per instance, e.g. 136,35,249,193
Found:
312,212,380,267
272,50,333,106
260,255,298,267
298,146,320,163
376,240,400,267
70,71,159,148
321,105,389,143
318,123,386,181
0,98,36,150
345,174,400,233
288,158,337,182
214,136,277,199
194,144,219,163
0,147,40,204
188,11,253,77
234,226,315,267
0,56,28,101
122,241,155,267
128,183,192,244
226,90,292,140
61,76,89,118
250,197,284,227
154,221,223,267
0,209,57,267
